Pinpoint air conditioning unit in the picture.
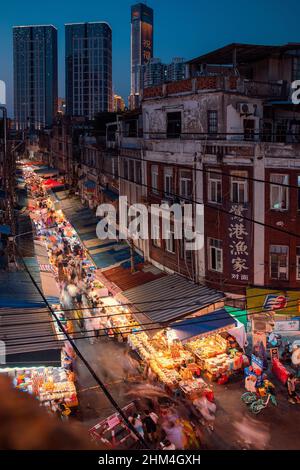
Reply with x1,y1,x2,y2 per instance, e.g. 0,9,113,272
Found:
237,102,257,115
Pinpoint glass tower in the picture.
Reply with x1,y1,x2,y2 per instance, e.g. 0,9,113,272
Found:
13,25,58,130
65,22,112,118
130,3,153,108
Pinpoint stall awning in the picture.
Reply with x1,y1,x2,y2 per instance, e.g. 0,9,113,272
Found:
43,178,64,189
122,274,224,324
84,179,96,191
0,307,61,367
34,167,59,176
169,309,237,343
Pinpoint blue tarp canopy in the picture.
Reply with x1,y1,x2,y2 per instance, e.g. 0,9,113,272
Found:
169,308,237,343
84,179,96,189
0,224,11,235
34,166,59,176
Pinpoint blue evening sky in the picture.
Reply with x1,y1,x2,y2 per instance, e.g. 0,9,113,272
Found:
1,0,300,115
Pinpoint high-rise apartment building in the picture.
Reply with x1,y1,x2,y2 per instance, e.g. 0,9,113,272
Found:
143,58,166,88
167,57,187,82
13,25,58,130
65,22,113,118
130,3,153,109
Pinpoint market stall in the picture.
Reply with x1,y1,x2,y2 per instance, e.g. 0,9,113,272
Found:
0,366,78,409
168,309,247,382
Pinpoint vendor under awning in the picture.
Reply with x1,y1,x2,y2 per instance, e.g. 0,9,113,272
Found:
168,308,237,344
84,179,96,192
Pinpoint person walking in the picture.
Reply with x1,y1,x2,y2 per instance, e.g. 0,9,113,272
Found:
142,410,157,443
129,413,144,439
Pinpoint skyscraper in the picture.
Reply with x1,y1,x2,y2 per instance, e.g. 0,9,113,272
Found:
167,58,187,82
65,22,112,118
130,3,153,109
143,58,166,88
13,25,58,130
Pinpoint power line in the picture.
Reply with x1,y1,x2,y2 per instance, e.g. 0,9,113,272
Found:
3,296,294,348
26,131,300,240
12,241,149,449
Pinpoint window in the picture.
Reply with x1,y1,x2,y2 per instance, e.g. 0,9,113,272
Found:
152,221,161,248
208,110,218,135
165,228,175,253
275,121,288,143
243,119,255,141
292,56,300,81
208,238,223,272
135,161,142,184
123,159,128,179
231,171,248,203
180,237,193,262
297,247,300,280
270,245,289,280
167,112,181,138
208,170,222,203
164,167,173,197
179,170,192,199
151,165,159,194
129,159,135,182
112,157,118,178
270,174,289,210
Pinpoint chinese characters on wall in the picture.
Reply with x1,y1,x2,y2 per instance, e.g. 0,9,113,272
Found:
228,203,251,283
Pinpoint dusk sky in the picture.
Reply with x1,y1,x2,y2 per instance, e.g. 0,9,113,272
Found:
1,0,300,116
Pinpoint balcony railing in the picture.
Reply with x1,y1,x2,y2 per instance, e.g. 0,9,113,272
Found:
142,76,288,100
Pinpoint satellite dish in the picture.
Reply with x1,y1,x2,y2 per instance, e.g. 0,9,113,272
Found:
291,348,300,366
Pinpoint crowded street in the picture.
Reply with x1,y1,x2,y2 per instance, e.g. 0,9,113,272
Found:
2,160,296,451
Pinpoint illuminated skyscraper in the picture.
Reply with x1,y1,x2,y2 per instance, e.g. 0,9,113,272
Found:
65,22,112,118
13,25,58,130
130,3,153,109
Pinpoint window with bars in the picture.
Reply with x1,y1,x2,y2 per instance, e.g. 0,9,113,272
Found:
270,174,289,210
208,170,222,203
270,245,289,280
179,170,192,199
208,238,223,272
135,161,142,184
165,227,175,253
152,221,161,248
123,159,128,180
164,167,173,197
151,165,159,194
208,110,218,135
297,247,300,281
230,171,248,203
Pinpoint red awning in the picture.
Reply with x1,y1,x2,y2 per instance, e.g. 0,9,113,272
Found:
43,178,63,188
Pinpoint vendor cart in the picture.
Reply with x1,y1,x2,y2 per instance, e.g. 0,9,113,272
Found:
89,402,143,449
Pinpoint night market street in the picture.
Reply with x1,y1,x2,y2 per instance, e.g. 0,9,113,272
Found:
1,1,300,458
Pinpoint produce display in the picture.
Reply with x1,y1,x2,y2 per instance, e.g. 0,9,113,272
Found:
186,334,227,359
0,366,78,407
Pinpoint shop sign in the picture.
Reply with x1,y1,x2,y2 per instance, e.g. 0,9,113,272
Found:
274,320,299,332
251,354,263,372
226,202,252,284
263,294,288,311
269,347,279,362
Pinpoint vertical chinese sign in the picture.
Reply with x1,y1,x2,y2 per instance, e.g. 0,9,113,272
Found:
227,203,252,284
141,22,153,65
